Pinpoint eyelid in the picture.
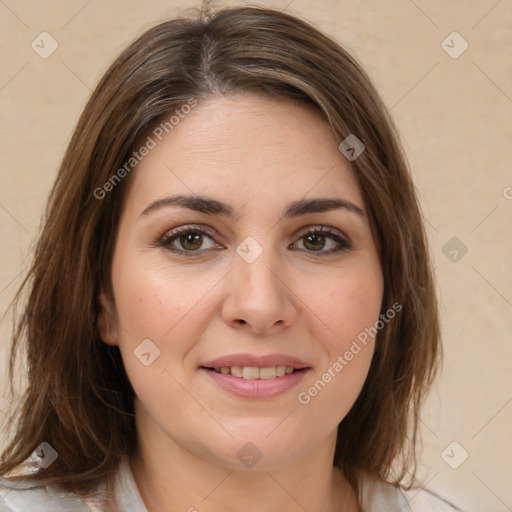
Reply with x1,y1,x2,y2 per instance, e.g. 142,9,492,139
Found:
294,224,348,240
159,223,214,238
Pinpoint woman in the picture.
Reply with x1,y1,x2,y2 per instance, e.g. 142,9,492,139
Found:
0,4,459,511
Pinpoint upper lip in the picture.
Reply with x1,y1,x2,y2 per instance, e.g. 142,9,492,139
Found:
201,353,310,369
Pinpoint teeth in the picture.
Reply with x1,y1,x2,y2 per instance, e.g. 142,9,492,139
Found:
213,366,297,379
259,367,276,379
242,366,260,379
231,366,243,378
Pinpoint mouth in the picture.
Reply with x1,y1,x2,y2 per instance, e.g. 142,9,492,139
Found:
199,353,311,399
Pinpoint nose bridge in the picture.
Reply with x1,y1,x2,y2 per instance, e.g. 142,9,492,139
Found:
222,235,297,332
234,237,285,303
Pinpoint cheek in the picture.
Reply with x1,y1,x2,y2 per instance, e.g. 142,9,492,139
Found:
110,257,209,421
112,253,211,339
317,261,383,346
295,262,382,421
110,252,224,382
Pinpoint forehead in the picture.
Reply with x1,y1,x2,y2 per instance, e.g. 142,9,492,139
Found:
124,93,364,217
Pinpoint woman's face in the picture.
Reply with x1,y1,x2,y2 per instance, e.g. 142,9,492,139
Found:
99,93,384,471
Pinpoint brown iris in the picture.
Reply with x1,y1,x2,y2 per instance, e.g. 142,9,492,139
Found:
303,233,326,251
179,232,203,250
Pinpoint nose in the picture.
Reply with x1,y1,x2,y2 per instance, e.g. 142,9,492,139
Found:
221,250,298,335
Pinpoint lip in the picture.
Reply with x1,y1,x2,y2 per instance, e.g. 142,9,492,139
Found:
201,353,310,370
200,352,312,400
201,367,310,399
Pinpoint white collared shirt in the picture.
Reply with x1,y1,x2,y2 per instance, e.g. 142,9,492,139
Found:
0,456,459,511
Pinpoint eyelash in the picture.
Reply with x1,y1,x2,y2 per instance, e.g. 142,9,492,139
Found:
157,225,353,258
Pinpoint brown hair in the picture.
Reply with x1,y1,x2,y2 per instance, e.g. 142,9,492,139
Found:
0,3,441,503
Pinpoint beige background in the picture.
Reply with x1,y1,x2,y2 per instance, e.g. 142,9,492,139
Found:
1,1,511,510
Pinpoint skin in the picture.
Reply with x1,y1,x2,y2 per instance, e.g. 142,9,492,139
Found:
98,93,384,512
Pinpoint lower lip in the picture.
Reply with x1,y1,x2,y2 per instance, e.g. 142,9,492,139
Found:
201,368,310,399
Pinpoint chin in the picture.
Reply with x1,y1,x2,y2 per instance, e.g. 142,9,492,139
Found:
201,423,313,472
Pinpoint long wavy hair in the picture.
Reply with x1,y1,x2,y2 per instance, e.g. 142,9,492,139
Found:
0,3,441,503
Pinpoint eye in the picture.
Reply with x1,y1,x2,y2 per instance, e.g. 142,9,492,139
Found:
292,227,352,255
158,226,221,256
157,225,352,258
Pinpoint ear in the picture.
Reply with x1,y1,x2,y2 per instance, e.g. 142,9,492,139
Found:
97,291,119,346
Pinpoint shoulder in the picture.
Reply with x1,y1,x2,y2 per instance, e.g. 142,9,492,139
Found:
0,475,101,512
358,472,460,512
400,485,461,512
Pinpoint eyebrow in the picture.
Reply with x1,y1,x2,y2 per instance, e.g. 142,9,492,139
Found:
138,194,365,219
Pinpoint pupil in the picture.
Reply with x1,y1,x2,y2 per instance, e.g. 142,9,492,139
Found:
181,233,202,250
304,234,325,251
